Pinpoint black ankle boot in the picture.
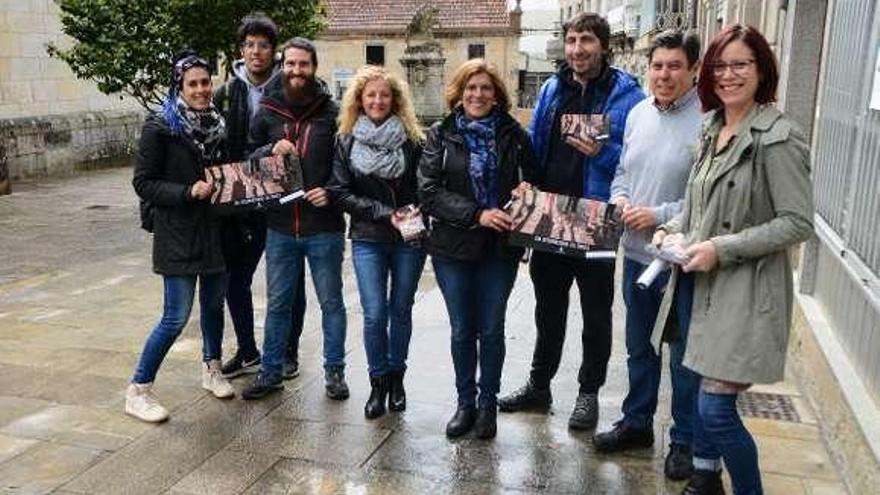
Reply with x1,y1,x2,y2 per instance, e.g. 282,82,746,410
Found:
364,375,388,419
474,408,497,439
445,407,477,437
388,370,406,412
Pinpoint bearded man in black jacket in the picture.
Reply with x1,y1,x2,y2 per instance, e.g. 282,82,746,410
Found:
240,38,349,401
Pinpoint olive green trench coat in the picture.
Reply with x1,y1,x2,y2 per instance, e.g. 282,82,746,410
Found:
651,105,814,384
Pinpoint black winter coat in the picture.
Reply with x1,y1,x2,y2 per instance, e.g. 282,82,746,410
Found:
418,111,537,261
327,134,422,244
132,115,227,276
249,84,345,237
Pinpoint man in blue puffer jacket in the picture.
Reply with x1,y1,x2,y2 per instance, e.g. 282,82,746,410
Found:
499,12,644,430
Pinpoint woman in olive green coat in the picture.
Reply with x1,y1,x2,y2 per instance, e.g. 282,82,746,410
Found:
652,25,813,495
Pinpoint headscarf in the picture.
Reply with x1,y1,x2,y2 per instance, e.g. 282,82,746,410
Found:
160,52,225,160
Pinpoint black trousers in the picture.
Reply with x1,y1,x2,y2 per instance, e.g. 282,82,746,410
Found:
528,250,614,394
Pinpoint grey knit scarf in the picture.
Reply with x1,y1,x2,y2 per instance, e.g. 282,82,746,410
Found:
350,114,407,179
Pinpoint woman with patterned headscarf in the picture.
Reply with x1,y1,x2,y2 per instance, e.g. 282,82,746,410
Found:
127,50,234,422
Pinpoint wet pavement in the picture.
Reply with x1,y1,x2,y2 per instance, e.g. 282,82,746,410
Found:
0,168,849,494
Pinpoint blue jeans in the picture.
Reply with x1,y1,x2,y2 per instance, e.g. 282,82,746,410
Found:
262,229,346,379
432,254,519,409
132,273,227,384
352,241,426,377
621,258,698,444
694,386,763,494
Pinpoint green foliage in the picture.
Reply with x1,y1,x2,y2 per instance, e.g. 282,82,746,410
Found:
47,0,326,110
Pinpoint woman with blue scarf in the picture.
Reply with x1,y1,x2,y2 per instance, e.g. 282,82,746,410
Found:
328,66,426,420
127,51,233,422
418,59,536,439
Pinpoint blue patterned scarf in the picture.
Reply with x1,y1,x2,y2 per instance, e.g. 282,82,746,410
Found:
455,108,500,208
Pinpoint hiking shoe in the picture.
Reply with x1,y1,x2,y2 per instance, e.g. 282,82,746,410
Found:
568,393,599,430
593,421,654,452
125,383,169,423
497,381,552,413
221,351,261,378
241,372,283,400
665,443,694,481
202,360,235,398
282,357,300,380
680,469,725,495
324,366,350,400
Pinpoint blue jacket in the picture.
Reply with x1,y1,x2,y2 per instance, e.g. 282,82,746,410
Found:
529,66,644,200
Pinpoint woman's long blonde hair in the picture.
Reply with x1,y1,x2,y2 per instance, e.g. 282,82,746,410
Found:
337,65,425,142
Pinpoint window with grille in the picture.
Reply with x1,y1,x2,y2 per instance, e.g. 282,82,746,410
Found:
468,43,486,60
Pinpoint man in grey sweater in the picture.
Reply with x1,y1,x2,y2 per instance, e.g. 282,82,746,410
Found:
595,30,703,482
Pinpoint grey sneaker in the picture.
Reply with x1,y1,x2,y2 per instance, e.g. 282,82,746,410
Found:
568,393,599,430
282,357,300,380
324,366,350,400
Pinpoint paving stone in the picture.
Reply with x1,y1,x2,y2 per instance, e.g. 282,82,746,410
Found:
241,458,532,495
756,435,840,481
62,393,285,495
0,396,52,428
759,472,809,494
168,450,280,495
803,478,849,494
229,415,392,467
0,434,39,465
0,404,149,451
0,442,105,494
745,417,822,442
364,428,660,494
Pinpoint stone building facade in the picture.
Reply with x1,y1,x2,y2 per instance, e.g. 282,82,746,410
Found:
0,0,143,187
314,0,522,109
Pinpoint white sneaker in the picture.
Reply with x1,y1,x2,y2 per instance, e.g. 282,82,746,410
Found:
125,383,169,423
202,360,235,398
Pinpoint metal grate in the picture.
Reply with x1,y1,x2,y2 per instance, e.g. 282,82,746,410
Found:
737,392,801,423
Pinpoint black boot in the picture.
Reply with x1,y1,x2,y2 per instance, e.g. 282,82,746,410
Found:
445,407,477,438
388,370,406,412
364,375,388,419
474,408,498,439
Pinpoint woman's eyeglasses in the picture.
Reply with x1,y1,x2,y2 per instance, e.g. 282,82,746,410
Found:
710,59,755,77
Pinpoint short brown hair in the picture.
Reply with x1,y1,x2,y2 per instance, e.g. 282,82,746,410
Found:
444,59,511,112
697,24,778,112
562,12,610,51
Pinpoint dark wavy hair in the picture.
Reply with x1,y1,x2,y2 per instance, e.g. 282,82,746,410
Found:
237,12,278,49
697,24,778,112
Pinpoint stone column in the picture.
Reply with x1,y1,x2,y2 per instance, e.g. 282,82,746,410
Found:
399,42,447,124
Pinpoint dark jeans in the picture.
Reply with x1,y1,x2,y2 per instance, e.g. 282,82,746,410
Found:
528,250,614,394
621,258,698,444
132,273,227,384
352,240,426,377
262,230,346,379
694,385,763,495
432,253,519,409
226,225,306,362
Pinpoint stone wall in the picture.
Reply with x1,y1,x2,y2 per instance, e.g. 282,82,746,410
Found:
0,110,144,181
0,0,141,119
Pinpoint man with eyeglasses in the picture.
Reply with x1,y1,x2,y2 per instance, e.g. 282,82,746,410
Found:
594,30,703,482
214,13,308,383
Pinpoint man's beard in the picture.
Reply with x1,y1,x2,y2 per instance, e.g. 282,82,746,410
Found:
570,52,604,81
283,74,315,101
